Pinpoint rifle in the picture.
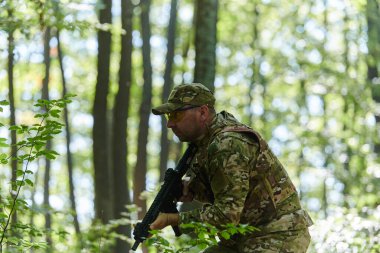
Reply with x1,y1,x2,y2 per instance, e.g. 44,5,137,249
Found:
131,143,198,251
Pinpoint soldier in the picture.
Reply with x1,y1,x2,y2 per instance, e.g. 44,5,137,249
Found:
150,83,313,252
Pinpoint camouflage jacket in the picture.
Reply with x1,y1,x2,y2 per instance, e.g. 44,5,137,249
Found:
179,111,313,233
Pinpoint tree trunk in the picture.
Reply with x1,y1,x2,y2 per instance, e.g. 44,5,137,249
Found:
7,6,18,228
29,160,41,253
366,0,380,154
320,0,329,218
56,31,81,237
93,0,114,224
247,3,262,127
193,0,218,91
133,0,153,220
181,0,218,212
112,0,134,251
159,0,178,181
42,26,52,252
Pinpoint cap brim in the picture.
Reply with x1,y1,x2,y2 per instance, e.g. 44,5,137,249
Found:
152,103,182,115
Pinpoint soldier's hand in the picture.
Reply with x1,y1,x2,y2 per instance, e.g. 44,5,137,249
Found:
179,177,194,202
150,213,179,230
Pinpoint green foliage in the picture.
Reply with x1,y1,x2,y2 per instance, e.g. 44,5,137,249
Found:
0,95,74,251
309,207,380,253
79,220,118,253
146,222,258,253
0,0,99,36
0,0,379,251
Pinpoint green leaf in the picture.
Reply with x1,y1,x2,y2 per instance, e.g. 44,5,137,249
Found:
16,169,24,177
45,150,58,160
49,109,61,116
0,212,8,219
16,180,25,186
0,137,9,147
25,179,34,187
197,231,206,239
0,100,9,106
9,125,20,131
34,113,44,118
220,231,230,240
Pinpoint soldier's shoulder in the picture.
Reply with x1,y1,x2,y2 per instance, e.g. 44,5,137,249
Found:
208,130,259,156
212,129,259,146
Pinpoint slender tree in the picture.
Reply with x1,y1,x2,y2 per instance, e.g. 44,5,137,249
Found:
112,0,134,251
56,30,81,236
247,2,266,128
320,0,330,218
42,26,52,252
133,0,153,221
93,0,114,224
180,0,218,213
159,0,178,181
193,0,218,90
294,2,312,201
7,4,18,228
366,0,380,154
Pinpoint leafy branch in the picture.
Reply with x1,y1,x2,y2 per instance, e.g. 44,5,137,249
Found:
0,95,74,249
146,222,258,253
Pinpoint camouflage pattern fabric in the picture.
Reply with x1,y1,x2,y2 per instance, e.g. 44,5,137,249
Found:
179,111,313,252
201,228,311,253
152,83,215,115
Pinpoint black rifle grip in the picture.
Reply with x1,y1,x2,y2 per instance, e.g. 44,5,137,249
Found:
172,226,182,237
172,225,182,237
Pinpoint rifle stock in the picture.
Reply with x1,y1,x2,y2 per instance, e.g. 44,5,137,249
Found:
131,143,197,251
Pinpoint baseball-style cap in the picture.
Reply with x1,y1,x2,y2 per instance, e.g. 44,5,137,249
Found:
152,83,215,115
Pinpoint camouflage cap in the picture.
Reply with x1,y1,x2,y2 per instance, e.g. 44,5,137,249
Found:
152,83,215,115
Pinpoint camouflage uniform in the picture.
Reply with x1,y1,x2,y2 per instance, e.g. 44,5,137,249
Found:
152,83,313,253
178,111,313,252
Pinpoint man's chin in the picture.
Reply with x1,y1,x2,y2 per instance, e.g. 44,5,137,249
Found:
175,135,190,142
178,137,189,142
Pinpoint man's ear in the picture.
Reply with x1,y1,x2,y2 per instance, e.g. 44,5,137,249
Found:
199,105,209,121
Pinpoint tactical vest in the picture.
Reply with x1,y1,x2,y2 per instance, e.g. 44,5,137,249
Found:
220,125,301,226
209,112,302,226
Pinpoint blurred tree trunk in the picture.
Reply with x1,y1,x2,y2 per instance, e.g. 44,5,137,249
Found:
133,0,152,221
56,31,81,238
181,0,218,212
29,162,40,252
93,0,114,224
247,2,267,130
42,26,52,252
247,3,260,127
112,0,134,251
320,0,329,219
159,0,178,181
341,8,355,208
296,76,307,201
247,2,268,137
294,3,312,201
7,6,18,227
366,0,380,154
193,0,218,91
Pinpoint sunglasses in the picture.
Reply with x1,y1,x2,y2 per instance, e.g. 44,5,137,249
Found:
165,105,200,122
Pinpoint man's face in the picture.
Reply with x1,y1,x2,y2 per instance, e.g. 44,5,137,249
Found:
166,106,205,142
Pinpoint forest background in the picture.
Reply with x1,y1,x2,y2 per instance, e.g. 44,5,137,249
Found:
0,0,379,252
